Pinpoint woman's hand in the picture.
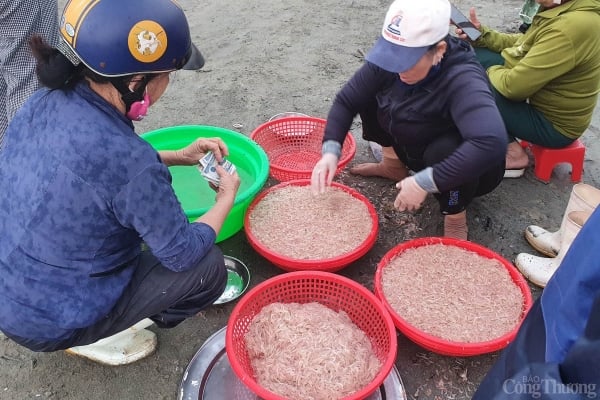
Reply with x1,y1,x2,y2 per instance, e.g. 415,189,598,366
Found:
180,138,229,166
394,176,427,212
159,137,229,166
212,165,241,204
195,165,241,234
454,7,482,41
310,153,339,195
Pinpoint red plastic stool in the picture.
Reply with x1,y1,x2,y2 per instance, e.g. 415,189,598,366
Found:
519,139,585,183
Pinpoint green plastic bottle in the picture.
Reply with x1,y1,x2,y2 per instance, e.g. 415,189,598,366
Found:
519,0,542,24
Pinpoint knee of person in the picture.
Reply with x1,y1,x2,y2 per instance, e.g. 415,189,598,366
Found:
202,246,227,282
423,137,461,165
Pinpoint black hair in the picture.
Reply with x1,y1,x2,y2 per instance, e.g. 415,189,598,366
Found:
427,34,450,52
28,35,141,91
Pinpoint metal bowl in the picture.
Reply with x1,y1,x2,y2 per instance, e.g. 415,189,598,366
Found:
268,111,308,122
213,256,251,305
178,326,407,400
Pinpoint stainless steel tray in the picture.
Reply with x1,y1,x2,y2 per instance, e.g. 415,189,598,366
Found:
179,326,407,400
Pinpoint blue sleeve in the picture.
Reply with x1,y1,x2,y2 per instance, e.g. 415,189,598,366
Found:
474,209,600,400
542,208,600,363
323,62,395,145
482,326,600,400
112,163,216,272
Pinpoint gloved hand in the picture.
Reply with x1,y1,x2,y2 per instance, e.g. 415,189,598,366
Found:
394,176,427,212
311,153,339,195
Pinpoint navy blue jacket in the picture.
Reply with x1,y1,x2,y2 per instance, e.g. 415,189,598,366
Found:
323,36,507,193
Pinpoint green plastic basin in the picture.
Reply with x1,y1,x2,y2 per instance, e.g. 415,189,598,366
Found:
141,125,269,242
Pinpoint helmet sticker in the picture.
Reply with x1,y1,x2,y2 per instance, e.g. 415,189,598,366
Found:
127,20,168,63
64,23,76,38
60,0,100,46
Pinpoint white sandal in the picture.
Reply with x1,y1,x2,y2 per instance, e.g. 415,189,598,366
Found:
503,168,525,179
65,319,157,366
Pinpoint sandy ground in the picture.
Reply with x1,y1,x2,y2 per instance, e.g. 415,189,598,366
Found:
1,0,600,399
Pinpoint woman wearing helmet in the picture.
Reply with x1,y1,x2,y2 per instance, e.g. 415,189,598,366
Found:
0,0,240,365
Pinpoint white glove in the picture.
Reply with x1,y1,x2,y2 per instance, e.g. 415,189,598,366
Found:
311,153,339,194
394,176,427,212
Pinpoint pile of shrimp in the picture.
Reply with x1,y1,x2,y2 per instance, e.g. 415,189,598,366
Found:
244,302,382,399
381,243,524,343
248,186,372,259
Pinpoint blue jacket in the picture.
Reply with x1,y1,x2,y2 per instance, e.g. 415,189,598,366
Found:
323,36,507,193
473,207,600,399
0,83,216,342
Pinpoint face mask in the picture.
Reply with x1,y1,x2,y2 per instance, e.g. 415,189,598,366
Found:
126,91,151,121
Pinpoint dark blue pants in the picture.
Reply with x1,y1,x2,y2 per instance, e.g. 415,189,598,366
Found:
5,246,227,351
359,103,504,215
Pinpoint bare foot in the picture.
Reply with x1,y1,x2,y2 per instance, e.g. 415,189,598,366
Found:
505,141,529,170
444,211,468,240
350,160,409,181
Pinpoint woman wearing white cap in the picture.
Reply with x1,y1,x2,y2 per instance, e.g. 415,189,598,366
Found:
0,0,240,365
311,0,507,240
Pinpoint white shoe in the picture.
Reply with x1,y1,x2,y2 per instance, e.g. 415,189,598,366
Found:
524,184,600,257
514,253,559,288
524,225,561,257
66,318,157,366
516,211,591,288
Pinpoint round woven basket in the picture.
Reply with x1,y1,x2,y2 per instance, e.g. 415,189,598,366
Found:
250,116,356,181
374,237,533,356
244,180,379,272
226,271,397,400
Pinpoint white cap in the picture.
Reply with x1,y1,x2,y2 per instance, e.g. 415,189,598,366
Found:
366,0,451,73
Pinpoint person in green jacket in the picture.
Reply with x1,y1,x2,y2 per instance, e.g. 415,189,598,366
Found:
457,0,600,178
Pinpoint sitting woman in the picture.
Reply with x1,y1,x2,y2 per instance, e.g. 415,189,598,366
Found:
457,0,600,177
311,0,507,240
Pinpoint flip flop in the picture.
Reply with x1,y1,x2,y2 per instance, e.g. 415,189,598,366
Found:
503,168,526,179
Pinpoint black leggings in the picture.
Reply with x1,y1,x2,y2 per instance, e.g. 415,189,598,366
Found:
359,107,504,215
406,132,504,215
6,246,227,352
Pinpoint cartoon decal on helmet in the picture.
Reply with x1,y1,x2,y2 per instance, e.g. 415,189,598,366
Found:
127,20,168,64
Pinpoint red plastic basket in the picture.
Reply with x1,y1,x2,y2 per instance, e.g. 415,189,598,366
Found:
250,116,356,182
226,271,398,400
374,237,533,357
244,180,379,272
